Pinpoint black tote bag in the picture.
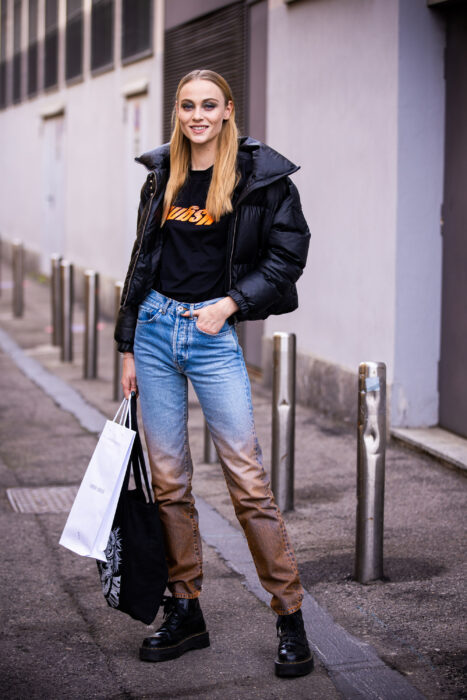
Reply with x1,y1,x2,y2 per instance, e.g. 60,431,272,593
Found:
97,395,168,624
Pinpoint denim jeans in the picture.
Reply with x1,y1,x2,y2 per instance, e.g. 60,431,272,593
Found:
134,289,304,614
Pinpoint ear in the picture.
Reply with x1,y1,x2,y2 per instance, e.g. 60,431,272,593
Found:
223,100,233,121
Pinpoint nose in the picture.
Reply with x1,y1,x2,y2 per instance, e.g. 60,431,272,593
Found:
193,105,203,121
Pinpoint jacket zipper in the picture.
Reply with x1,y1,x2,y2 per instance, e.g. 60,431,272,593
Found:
228,182,257,289
227,170,298,289
122,171,157,307
227,179,265,289
228,211,239,290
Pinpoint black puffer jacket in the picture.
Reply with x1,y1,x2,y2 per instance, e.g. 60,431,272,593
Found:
115,137,310,353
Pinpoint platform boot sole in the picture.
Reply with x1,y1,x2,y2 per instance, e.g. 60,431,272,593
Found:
274,654,314,678
140,631,210,662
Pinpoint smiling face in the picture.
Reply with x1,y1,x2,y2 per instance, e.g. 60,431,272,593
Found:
176,79,233,149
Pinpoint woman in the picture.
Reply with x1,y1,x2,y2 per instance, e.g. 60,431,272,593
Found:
115,70,312,678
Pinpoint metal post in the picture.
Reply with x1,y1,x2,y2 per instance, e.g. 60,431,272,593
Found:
83,270,99,379
355,361,386,584
12,240,24,318
271,332,296,512
203,421,218,463
60,260,74,362
113,282,124,401
51,254,62,346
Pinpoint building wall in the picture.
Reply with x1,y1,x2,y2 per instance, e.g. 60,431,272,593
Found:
265,0,445,426
0,0,164,296
0,0,448,428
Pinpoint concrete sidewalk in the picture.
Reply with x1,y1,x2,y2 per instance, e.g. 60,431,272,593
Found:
0,268,465,699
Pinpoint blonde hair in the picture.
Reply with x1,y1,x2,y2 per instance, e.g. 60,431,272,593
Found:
162,70,239,224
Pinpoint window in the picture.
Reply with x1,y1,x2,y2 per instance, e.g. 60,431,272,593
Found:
91,0,114,72
121,0,152,63
0,0,8,108
44,0,58,89
66,0,83,81
27,0,38,96
13,0,21,103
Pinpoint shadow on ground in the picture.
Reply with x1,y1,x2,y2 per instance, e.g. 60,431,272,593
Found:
300,554,446,586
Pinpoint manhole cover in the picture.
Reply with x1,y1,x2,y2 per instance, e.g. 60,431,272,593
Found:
6,485,78,513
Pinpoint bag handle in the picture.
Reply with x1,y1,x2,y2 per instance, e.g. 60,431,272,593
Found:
123,393,153,504
130,394,152,500
113,397,131,427
131,433,153,502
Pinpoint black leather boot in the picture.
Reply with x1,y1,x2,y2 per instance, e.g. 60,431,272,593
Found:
140,596,210,662
275,609,314,677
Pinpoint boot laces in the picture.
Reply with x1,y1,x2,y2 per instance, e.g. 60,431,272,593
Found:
162,595,176,620
158,595,185,632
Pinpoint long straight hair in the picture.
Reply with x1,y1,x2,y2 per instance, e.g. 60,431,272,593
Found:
161,70,239,224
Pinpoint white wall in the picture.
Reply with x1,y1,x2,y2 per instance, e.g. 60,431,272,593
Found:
0,0,164,283
266,0,399,384
266,0,446,427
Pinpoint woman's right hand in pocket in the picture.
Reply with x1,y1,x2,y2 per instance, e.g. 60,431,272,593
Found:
121,352,138,399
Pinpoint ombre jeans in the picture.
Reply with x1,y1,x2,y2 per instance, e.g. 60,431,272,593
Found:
134,289,304,615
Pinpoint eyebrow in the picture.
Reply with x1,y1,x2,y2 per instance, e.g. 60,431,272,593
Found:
180,97,220,103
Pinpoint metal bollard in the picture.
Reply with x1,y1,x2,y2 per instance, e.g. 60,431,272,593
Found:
83,270,99,379
271,332,296,512
51,254,62,346
113,282,124,401
203,421,218,463
60,260,74,362
12,240,24,317
355,361,386,584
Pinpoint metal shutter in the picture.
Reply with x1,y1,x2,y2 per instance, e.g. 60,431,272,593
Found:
163,1,246,142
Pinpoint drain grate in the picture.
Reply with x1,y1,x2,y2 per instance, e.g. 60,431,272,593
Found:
6,485,78,514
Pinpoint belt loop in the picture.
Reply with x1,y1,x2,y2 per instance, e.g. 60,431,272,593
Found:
189,303,194,319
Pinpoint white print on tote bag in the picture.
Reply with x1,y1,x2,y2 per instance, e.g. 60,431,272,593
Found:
97,526,123,607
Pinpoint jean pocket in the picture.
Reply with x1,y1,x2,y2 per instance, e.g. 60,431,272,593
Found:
137,305,162,325
194,320,231,337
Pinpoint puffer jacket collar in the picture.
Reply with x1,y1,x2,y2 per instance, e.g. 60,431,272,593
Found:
236,136,299,187
135,143,170,172
134,137,299,191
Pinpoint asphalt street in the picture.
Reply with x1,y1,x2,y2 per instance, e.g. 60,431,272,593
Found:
0,268,465,699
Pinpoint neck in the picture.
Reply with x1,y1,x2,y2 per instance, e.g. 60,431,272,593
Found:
190,141,217,171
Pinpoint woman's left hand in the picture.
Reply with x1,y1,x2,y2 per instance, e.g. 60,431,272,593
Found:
182,296,239,335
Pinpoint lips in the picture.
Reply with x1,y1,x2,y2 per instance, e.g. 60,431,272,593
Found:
190,125,208,133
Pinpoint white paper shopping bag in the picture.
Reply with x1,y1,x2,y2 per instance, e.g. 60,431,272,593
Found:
59,399,136,562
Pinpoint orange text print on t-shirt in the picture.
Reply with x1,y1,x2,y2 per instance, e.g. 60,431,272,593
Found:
166,205,214,226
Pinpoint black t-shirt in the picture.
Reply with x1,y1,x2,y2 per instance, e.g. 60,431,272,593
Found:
154,167,230,302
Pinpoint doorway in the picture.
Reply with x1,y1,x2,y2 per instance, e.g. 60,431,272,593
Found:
41,114,65,272
438,4,467,437
125,96,149,260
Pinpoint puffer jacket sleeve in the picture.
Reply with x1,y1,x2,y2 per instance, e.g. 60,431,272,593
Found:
227,178,310,319
114,179,151,353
